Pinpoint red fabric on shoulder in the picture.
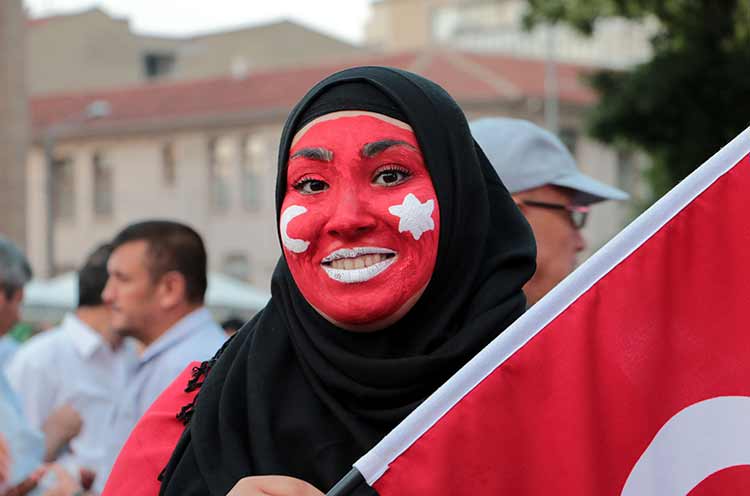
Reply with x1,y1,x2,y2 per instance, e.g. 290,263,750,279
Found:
102,362,201,496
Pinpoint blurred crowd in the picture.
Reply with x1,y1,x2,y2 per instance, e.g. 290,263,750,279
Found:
0,116,627,496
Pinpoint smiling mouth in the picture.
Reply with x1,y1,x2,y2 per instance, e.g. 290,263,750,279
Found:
321,247,397,283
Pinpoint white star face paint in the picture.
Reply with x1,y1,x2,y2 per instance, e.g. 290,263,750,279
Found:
388,193,436,240
280,205,310,253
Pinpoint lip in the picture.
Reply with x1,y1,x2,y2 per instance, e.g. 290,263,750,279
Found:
320,247,397,284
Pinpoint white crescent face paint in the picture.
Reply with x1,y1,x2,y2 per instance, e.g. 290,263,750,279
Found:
280,205,310,254
387,193,436,241
621,396,750,495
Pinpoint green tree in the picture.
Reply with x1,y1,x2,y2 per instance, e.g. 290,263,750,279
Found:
526,0,750,201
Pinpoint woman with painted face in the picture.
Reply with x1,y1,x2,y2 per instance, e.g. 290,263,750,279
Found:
103,66,536,496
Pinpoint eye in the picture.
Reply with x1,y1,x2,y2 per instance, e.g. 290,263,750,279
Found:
373,165,411,186
293,177,329,195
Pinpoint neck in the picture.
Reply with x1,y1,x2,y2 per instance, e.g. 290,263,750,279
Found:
141,303,203,348
75,306,121,349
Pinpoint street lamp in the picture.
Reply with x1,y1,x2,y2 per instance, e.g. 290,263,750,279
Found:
43,100,111,276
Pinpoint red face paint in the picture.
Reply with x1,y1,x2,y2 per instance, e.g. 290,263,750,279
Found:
280,112,440,330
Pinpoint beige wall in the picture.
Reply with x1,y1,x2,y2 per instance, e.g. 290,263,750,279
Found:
28,10,143,95
366,0,654,68
0,0,28,247
28,125,283,284
28,11,365,96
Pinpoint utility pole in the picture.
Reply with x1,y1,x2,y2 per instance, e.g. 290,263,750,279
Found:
544,22,560,135
0,0,28,247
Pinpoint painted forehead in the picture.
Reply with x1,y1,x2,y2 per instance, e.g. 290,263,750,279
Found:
290,111,415,149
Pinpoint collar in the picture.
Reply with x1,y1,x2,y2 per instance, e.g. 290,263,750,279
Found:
61,312,107,359
140,307,214,365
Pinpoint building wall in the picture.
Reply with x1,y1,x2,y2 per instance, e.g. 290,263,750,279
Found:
0,0,28,247
28,10,143,95
366,0,654,68
28,125,283,285
27,11,365,96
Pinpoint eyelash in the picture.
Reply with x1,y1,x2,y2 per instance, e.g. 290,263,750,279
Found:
372,164,412,186
292,175,329,194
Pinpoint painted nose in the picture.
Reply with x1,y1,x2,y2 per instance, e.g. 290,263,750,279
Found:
325,189,377,239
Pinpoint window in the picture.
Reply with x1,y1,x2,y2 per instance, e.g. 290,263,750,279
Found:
222,252,251,281
208,137,234,212
52,156,75,221
92,151,113,217
241,134,267,211
142,52,175,80
162,142,176,187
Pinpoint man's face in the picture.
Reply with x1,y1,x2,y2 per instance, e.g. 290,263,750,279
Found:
101,240,160,342
0,287,23,335
280,111,440,331
515,185,587,306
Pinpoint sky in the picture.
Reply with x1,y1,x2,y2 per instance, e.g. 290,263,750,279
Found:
24,0,372,44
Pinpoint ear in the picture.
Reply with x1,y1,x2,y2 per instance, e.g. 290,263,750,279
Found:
11,288,24,305
156,271,188,310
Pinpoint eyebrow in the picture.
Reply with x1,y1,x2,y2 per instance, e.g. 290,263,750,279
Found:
290,147,333,162
361,139,417,158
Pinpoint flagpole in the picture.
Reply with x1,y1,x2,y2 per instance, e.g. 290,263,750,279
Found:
326,467,366,496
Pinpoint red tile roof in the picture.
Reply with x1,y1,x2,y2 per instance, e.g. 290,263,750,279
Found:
30,50,597,137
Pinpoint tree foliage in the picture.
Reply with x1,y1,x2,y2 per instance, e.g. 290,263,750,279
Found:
526,0,750,200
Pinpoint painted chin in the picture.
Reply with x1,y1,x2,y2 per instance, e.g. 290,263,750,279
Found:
320,247,397,284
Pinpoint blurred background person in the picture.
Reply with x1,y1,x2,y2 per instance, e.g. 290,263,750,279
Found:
470,117,629,306
6,243,137,491
98,220,226,490
0,236,84,496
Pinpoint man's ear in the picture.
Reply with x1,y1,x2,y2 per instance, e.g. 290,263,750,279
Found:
11,288,24,306
157,271,187,309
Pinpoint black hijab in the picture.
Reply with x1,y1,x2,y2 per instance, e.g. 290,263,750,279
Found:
159,66,536,496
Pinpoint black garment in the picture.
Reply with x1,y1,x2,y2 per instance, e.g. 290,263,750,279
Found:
160,66,536,496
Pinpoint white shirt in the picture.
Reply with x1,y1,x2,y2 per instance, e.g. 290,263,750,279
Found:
100,307,226,490
5,313,139,481
0,370,44,490
0,334,20,368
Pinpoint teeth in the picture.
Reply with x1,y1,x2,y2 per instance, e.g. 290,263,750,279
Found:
323,256,397,284
330,254,387,270
322,247,395,263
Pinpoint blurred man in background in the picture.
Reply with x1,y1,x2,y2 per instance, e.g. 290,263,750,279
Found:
471,117,629,306
7,243,138,491
99,220,225,489
0,236,83,495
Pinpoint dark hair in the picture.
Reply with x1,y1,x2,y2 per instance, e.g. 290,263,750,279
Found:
220,317,245,332
111,220,207,304
0,235,32,299
77,243,113,307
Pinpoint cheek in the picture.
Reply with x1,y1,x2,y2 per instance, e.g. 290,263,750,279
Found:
280,198,329,259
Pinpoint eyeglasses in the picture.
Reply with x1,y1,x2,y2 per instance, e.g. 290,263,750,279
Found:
520,200,590,229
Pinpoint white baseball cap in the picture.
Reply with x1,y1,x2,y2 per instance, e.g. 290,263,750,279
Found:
470,117,629,205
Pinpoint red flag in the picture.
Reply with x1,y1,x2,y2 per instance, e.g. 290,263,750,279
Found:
348,127,750,495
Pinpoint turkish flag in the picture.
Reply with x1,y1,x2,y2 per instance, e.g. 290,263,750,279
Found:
345,128,750,495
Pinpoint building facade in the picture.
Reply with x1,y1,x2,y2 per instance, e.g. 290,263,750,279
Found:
27,8,366,95
27,51,641,286
366,0,655,68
